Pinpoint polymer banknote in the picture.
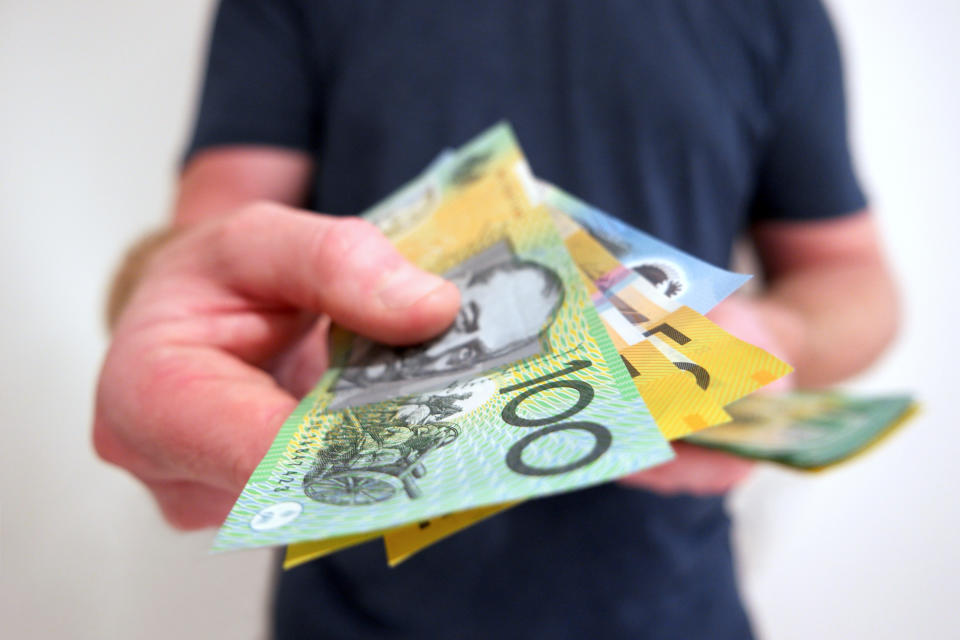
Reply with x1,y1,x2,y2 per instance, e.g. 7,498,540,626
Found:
284,530,384,570
541,183,751,313
686,392,917,469
214,124,673,552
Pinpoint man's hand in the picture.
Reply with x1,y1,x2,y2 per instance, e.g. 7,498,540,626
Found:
93,202,460,529
618,296,793,495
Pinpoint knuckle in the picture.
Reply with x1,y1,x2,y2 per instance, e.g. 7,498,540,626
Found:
310,217,397,281
228,399,294,490
322,217,382,257
217,205,264,246
215,201,288,249
228,454,257,494
336,216,380,237
237,198,288,219
205,209,264,277
92,353,135,468
209,201,305,283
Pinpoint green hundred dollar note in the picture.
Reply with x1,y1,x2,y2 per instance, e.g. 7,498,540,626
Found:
686,392,917,469
213,124,673,552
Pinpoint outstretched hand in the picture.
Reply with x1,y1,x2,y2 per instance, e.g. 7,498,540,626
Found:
94,202,460,529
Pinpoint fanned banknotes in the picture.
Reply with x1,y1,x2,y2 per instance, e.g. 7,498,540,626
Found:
214,124,673,552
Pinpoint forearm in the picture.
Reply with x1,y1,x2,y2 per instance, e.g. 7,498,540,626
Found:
755,259,899,387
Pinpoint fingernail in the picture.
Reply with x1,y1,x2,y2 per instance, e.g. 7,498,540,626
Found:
377,264,449,309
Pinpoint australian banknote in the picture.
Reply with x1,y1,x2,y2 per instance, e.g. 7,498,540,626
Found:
214,124,673,552
686,392,917,469
542,183,751,313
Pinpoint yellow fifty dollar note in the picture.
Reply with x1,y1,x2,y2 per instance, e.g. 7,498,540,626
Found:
618,340,732,439
284,531,384,570
383,502,519,567
623,306,793,407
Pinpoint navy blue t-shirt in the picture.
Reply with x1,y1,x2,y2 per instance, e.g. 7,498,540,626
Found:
186,1,865,638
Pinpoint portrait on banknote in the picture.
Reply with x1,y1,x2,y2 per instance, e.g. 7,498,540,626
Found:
329,240,564,409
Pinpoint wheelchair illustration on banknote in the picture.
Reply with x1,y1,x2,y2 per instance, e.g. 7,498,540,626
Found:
303,409,460,507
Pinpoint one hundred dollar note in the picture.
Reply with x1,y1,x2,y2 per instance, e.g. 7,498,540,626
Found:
214,124,673,552
686,392,917,470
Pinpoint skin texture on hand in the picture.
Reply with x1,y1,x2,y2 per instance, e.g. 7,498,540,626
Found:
93,202,460,529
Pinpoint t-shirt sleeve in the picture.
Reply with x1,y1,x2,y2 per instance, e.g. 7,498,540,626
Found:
183,0,320,162
751,0,867,222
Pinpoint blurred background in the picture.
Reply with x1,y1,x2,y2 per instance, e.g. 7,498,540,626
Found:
1,1,958,638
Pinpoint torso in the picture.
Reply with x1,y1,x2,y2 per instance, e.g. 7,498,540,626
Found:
277,2,784,637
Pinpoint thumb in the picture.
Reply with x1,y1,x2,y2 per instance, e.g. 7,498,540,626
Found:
201,202,460,344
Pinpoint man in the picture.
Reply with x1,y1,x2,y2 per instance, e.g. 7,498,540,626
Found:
94,1,898,638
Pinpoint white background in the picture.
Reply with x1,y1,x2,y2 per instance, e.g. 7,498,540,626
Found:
1,1,957,638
